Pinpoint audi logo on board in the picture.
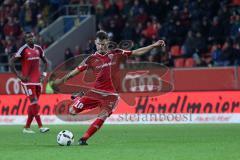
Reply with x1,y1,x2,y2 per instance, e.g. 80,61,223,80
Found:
5,78,24,94
121,73,162,92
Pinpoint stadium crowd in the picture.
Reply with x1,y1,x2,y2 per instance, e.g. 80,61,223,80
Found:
0,0,65,71
0,0,240,71
88,0,240,67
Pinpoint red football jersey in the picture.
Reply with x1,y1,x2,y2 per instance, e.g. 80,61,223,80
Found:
77,50,132,93
14,44,45,84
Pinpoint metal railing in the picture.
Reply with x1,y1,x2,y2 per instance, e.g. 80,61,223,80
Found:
40,15,88,45
0,54,21,72
0,54,9,72
47,4,92,25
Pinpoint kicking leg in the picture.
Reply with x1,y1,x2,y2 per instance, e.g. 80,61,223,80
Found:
67,94,104,145
78,94,119,145
79,109,111,145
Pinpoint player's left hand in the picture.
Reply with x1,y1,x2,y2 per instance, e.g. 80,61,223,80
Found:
40,74,46,83
152,40,165,48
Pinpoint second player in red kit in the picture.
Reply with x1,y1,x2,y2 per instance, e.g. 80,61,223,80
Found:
10,32,50,134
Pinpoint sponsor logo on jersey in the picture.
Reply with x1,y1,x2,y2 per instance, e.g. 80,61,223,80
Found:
96,62,116,69
27,57,40,60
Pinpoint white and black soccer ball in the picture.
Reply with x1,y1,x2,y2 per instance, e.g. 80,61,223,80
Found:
57,130,74,146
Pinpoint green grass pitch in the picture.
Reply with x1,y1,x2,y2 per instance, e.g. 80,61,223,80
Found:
0,124,239,160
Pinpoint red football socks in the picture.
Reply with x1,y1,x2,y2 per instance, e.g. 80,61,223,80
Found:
25,103,34,128
35,115,43,128
25,115,34,128
24,103,42,128
82,118,104,141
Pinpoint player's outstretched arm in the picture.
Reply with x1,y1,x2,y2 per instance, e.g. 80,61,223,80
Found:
132,40,165,56
9,56,28,82
53,68,80,87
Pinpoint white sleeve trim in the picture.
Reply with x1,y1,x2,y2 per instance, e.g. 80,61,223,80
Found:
35,44,45,57
15,44,27,57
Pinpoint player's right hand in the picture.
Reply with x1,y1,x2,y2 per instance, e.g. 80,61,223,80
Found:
40,75,46,83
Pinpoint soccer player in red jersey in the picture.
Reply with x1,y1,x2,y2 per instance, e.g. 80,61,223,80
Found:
10,32,50,134
53,30,165,145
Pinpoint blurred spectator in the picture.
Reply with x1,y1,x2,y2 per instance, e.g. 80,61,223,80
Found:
3,17,21,37
0,40,5,53
221,39,239,65
182,30,195,57
230,15,240,40
4,37,17,55
130,0,142,17
211,39,238,66
211,43,224,66
64,48,74,60
208,16,225,44
23,2,35,30
192,51,208,67
199,17,210,39
36,14,46,32
134,7,148,24
74,45,83,56
193,32,207,54
121,22,134,40
142,21,159,39
233,42,240,65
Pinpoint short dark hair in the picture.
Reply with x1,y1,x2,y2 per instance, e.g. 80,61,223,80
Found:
96,30,108,40
25,31,32,35
24,32,33,37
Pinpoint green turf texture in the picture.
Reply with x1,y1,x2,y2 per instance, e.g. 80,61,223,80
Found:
0,124,239,160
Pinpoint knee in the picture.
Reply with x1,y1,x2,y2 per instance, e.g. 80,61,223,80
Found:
69,106,77,115
98,109,112,120
29,97,38,104
32,105,40,116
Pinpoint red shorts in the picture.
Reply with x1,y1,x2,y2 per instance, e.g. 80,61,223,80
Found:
71,90,119,116
21,83,42,100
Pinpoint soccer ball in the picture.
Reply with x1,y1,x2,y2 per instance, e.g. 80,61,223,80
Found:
57,130,74,146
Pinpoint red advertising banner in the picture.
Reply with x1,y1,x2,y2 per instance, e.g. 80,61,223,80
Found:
0,91,240,115
1,67,240,94
0,73,47,95
117,91,240,113
173,67,237,91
